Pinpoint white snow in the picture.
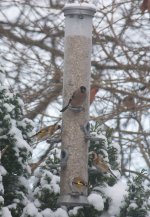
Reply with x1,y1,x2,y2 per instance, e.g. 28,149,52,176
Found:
40,171,60,194
5,91,14,99
101,180,128,216
65,2,96,10
69,206,82,216
88,192,104,211
3,103,15,113
111,143,120,152
17,98,24,107
0,71,6,84
34,199,41,208
18,118,35,137
54,208,69,217
50,148,61,160
9,119,32,153
128,202,138,209
2,207,12,217
41,208,53,217
40,207,69,217
21,202,43,217
146,211,150,217
3,114,11,120
19,176,29,191
0,165,7,176
100,149,108,159
90,131,108,147
0,135,7,140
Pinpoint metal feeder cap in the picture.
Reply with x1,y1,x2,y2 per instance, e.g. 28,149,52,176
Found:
63,3,96,17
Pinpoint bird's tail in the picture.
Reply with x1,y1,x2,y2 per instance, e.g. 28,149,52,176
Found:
60,99,71,112
109,169,118,179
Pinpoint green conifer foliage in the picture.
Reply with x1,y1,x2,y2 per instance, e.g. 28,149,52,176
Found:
32,147,60,211
119,170,150,217
31,122,121,217
0,70,34,217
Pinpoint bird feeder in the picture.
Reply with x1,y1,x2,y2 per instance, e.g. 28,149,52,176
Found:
57,3,96,207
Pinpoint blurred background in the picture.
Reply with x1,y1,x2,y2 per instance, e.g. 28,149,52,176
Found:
0,0,150,179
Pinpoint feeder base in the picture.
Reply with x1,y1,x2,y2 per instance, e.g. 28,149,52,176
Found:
57,194,89,207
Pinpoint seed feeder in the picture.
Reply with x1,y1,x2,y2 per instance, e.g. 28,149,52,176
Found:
57,3,96,207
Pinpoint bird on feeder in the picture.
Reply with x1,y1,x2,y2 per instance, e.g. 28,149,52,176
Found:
70,176,88,194
31,122,61,141
90,86,99,105
90,152,117,179
60,86,87,112
140,0,150,13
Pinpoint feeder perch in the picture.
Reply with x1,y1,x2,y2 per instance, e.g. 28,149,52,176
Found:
61,149,69,168
69,106,85,113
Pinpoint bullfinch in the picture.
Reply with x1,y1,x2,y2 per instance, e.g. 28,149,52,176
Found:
90,86,99,105
140,0,150,13
122,95,135,110
60,86,87,112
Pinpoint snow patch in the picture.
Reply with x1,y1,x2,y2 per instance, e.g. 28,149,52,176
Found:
21,202,42,217
102,180,128,216
2,207,12,217
128,202,138,209
0,165,7,175
65,2,96,10
88,192,104,211
54,208,69,217
3,103,15,113
112,143,120,152
9,119,32,153
40,171,60,194
41,208,53,217
69,206,82,216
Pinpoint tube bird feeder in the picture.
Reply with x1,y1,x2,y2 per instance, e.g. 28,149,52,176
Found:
57,3,96,207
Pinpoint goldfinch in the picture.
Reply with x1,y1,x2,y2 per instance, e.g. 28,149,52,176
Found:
31,123,61,141
70,176,88,193
90,152,117,179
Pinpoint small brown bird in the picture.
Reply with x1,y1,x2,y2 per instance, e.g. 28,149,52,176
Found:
90,86,99,105
122,95,135,110
60,86,87,112
70,176,88,193
140,0,150,13
31,123,61,141
90,152,117,179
